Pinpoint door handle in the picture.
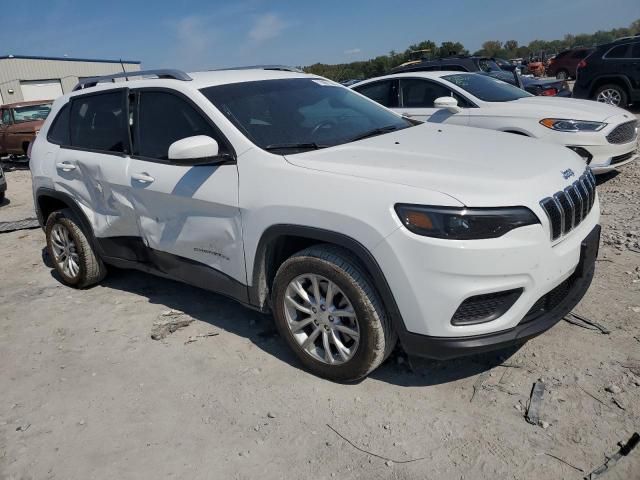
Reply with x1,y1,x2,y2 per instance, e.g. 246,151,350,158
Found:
132,172,155,184
55,161,76,172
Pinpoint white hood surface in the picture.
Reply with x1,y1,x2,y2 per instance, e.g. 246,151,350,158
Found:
286,123,587,208
486,97,630,123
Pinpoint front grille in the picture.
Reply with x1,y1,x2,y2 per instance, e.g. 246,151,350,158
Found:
521,276,574,324
606,120,637,144
451,288,523,326
610,150,635,166
539,169,596,241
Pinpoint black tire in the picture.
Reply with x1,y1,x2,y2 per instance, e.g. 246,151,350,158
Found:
45,208,106,288
593,84,628,107
555,70,568,80
272,244,397,382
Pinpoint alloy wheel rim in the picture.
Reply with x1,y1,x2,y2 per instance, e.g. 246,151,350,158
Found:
283,274,360,365
50,223,80,278
596,89,621,106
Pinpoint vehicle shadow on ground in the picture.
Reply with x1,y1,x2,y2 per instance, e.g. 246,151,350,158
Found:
45,255,518,387
0,197,10,207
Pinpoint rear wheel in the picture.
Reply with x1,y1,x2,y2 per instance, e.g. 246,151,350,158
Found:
272,245,396,382
45,209,106,288
555,70,568,80
594,84,628,107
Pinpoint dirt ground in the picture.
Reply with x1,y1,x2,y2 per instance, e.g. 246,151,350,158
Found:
1,126,639,479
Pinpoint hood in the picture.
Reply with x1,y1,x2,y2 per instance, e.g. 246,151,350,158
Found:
285,123,586,207
501,97,626,122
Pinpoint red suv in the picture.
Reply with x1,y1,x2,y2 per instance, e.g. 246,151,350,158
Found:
547,48,594,80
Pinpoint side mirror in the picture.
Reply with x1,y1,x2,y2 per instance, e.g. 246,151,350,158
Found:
168,135,224,164
434,96,462,114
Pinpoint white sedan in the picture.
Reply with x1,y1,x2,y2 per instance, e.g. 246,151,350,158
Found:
352,71,638,174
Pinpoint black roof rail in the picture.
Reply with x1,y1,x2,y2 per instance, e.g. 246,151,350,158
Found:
73,69,192,91
212,64,303,73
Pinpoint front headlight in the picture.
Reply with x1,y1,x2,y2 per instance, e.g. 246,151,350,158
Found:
540,118,606,132
394,204,540,240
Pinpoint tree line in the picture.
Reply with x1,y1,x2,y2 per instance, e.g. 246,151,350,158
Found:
304,19,640,81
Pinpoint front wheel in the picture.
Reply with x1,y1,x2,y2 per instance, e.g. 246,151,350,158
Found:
272,245,396,382
594,84,628,107
45,209,106,288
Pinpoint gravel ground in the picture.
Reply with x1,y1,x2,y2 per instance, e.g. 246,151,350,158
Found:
1,118,639,479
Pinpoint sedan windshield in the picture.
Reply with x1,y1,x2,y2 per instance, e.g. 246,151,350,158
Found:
201,78,412,153
13,104,52,123
443,73,532,102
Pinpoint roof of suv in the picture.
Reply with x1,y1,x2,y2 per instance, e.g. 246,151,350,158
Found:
67,68,318,99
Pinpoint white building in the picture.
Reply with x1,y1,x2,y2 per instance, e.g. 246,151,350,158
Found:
0,55,141,104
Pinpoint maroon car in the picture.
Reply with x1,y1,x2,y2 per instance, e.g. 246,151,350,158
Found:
547,48,594,80
0,100,52,158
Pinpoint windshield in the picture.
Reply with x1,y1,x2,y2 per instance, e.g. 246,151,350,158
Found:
13,104,52,123
442,73,532,102
201,78,411,153
475,58,501,72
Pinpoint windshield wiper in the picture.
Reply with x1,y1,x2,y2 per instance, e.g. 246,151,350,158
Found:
348,125,402,142
264,142,326,152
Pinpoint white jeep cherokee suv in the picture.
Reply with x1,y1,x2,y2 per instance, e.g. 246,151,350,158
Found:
31,68,600,381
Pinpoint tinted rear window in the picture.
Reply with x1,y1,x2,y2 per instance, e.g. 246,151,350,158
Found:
605,44,630,59
47,104,70,145
70,91,128,153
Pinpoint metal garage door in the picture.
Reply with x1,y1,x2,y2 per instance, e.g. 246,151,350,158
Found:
20,79,63,101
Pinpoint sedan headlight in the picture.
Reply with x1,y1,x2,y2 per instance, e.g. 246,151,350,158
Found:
540,118,606,132
395,204,540,240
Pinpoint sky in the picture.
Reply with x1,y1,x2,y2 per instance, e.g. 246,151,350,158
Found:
3,0,639,71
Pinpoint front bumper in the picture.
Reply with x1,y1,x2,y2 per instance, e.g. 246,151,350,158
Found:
400,225,599,359
374,200,599,340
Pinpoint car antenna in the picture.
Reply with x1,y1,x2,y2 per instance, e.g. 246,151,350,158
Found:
120,58,129,81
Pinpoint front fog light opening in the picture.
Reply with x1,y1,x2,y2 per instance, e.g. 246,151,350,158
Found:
451,288,524,326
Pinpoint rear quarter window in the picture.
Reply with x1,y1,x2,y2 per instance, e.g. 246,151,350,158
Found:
47,104,70,145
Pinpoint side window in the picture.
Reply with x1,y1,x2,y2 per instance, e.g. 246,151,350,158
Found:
354,80,397,108
134,90,219,161
631,42,640,59
1,109,12,125
443,65,468,72
47,104,70,145
605,45,630,59
400,79,456,108
70,91,128,153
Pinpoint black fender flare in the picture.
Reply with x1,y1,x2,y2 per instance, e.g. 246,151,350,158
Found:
35,187,104,256
590,75,632,95
249,224,409,336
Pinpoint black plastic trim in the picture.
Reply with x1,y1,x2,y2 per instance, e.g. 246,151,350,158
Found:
99,239,248,304
250,225,408,333
401,225,600,359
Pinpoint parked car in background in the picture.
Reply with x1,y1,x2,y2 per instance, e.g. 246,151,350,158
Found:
31,67,599,381
547,48,594,80
573,36,640,107
0,100,52,158
0,163,6,201
391,55,570,97
352,71,638,174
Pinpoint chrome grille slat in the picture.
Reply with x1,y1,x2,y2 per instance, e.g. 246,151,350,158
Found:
539,169,596,241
